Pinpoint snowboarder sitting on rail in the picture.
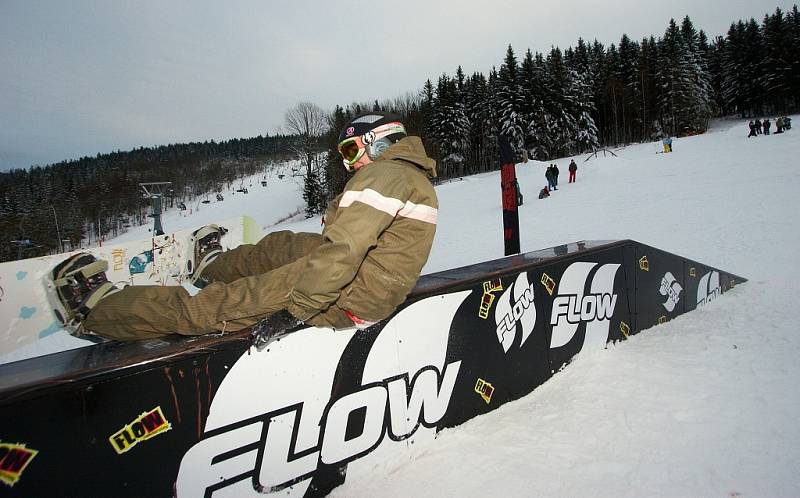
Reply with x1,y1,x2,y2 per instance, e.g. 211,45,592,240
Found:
49,112,439,343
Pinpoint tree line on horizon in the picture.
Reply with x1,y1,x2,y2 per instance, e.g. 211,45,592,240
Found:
304,5,798,216
0,135,307,262
1,5,797,261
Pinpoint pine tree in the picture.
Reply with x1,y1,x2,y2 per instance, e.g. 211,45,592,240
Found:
485,68,502,165
681,17,713,132
323,105,351,205
496,45,526,152
657,20,680,134
761,8,792,113
420,79,438,159
570,69,600,152
618,34,643,142
707,36,726,115
463,72,493,172
788,6,800,107
588,39,611,145
525,52,556,159
302,169,323,218
546,47,580,155
655,18,710,135
430,73,470,178
604,43,624,144
742,18,765,115
638,36,660,139
721,21,748,116
520,49,548,158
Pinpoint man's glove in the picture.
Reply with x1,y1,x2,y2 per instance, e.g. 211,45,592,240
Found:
251,310,302,351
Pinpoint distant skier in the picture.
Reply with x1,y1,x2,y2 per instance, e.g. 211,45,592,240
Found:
662,136,673,153
568,159,577,183
545,165,555,191
763,119,771,135
48,112,439,342
514,179,524,206
748,121,757,138
755,119,763,135
775,117,784,134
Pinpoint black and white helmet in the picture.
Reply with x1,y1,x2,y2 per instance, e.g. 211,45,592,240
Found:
337,112,407,170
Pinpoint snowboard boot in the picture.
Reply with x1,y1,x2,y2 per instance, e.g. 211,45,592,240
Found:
47,253,121,337
188,224,228,288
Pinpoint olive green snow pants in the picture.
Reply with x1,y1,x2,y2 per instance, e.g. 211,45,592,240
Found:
84,230,352,341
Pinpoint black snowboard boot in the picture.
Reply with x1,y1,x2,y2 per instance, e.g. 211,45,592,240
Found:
188,224,228,288
48,253,121,337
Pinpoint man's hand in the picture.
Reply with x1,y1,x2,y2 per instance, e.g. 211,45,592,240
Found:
251,310,302,351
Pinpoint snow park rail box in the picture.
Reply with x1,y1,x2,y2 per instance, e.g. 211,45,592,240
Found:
0,240,744,496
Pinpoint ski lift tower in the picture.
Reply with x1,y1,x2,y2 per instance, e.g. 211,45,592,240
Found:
139,182,172,236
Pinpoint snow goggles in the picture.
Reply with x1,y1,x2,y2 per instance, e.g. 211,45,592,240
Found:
337,136,366,165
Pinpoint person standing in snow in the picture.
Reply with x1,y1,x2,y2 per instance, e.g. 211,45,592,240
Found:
748,121,757,137
763,119,771,135
552,163,559,189
48,112,439,342
545,165,554,191
755,119,763,135
568,159,577,183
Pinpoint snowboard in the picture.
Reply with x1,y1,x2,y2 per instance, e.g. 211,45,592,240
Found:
0,215,262,361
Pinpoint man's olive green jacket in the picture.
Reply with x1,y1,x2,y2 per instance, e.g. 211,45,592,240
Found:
287,136,438,324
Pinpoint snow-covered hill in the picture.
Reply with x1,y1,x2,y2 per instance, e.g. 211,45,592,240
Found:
7,117,800,496
111,159,310,244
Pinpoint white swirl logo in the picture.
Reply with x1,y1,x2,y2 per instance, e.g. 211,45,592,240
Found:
494,272,537,353
659,271,683,312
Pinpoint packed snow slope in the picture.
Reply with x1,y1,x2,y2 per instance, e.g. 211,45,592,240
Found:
10,118,800,496
329,119,800,498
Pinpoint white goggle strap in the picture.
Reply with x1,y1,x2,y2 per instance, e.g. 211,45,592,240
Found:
362,122,406,145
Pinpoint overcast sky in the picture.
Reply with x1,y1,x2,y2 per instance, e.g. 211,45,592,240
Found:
0,0,793,171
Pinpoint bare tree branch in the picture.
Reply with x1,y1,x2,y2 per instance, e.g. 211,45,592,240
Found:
284,102,328,140
284,102,329,178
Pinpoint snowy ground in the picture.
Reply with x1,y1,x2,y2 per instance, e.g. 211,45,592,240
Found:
7,117,800,495
110,159,311,244
328,119,800,497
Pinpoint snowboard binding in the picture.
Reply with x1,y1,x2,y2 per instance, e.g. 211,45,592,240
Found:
187,224,228,288
46,253,121,337
250,310,302,352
